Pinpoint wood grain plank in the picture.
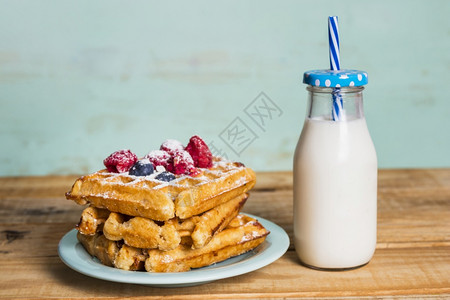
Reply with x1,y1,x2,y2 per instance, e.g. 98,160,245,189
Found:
376,169,450,248
1,170,449,248
0,169,449,196
0,175,78,199
0,248,448,299
0,170,449,299
0,223,74,258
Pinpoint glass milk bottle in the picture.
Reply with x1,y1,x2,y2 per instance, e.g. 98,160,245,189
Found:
293,70,377,270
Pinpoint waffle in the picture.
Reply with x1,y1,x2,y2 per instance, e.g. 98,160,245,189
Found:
145,214,269,272
76,206,110,234
77,214,269,272
77,193,247,250
77,232,146,271
66,157,256,221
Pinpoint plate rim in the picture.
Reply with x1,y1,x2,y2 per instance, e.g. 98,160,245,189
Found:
58,213,289,286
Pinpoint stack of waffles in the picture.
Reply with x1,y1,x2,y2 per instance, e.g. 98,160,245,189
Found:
65,136,269,272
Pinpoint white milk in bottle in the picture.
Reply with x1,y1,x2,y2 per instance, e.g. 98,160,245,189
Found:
293,70,377,270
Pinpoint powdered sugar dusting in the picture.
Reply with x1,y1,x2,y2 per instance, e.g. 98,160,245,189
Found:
144,150,173,172
160,139,184,155
174,150,194,164
239,230,261,243
172,150,195,175
140,158,151,164
95,156,249,195
145,150,170,160
155,165,166,172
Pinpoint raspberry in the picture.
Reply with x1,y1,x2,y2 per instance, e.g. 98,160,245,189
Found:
103,149,138,173
172,150,196,175
160,139,184,156
189,167,202,177
185,135,213,168
144,150,173,172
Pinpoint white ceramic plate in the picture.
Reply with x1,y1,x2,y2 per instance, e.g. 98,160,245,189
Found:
58,214,289,287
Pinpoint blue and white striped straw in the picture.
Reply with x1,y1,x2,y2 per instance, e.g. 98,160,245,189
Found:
328,16,341,71
332,89,343,121
328,16,344,121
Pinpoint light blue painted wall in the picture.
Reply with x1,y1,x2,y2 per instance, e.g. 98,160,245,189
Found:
1,0,449,176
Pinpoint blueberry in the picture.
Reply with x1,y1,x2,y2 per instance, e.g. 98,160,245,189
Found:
155,171,176,182
128,160,154,176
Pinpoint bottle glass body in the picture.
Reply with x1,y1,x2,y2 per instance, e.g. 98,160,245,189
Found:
293,86,377,270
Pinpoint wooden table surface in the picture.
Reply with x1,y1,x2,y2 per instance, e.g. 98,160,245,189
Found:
0,169,449,299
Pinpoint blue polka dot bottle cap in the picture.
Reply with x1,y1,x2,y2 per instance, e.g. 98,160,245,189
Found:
303,69,368,87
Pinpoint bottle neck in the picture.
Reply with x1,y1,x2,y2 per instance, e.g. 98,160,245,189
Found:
306,86,365,121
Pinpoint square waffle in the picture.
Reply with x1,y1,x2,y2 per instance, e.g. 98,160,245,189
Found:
76,214,270,272
77,193,248,250
66,157,256,221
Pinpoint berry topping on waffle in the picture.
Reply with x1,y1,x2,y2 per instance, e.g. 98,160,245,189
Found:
102,136,219,178
66,134,266,274
172,150,196,175
155,171,176,182
103,149,138,173
128,159,154,176
160,139,184,156
145,150,173,172
185,135,213,168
